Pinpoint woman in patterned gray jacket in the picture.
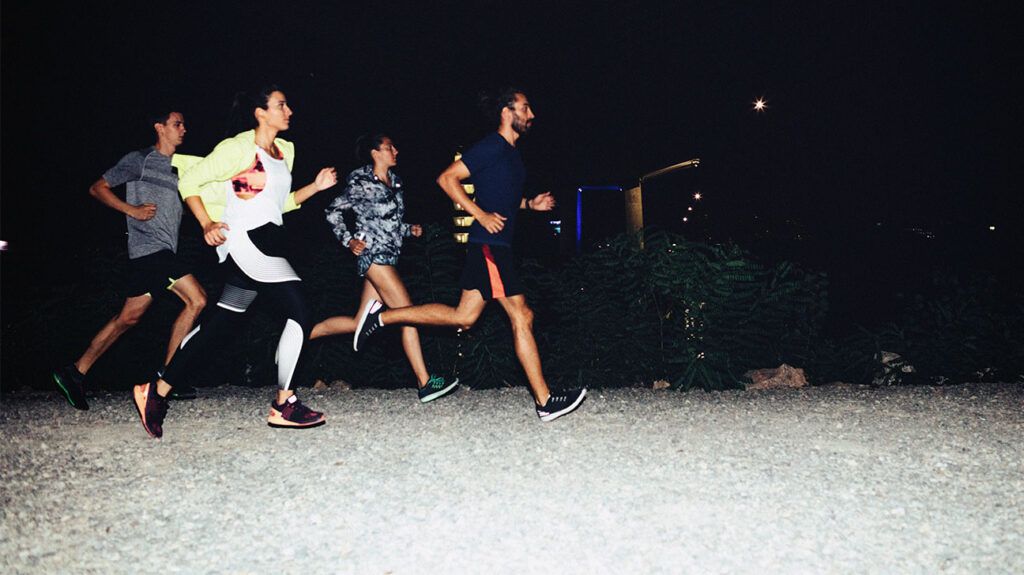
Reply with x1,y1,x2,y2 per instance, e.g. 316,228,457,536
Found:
311,135,459,403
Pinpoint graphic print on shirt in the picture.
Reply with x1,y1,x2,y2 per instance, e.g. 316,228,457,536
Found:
231,155,267,200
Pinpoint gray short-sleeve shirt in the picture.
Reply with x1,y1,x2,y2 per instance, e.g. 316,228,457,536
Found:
103,147,183,259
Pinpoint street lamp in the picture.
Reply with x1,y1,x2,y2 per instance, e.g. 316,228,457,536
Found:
626,158,701,243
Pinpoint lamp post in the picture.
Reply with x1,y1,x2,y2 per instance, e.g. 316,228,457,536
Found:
626,158,700,246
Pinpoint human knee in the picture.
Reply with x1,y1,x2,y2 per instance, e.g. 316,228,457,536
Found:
509,305,534,331
117,310,145,328
454,309,482,331
189,293,208,312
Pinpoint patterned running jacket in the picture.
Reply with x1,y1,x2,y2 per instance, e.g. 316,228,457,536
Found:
326,165,413,272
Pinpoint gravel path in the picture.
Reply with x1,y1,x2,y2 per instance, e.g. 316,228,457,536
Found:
2,383,1022,574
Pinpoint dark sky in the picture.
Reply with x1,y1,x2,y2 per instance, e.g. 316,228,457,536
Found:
2,1,1020,269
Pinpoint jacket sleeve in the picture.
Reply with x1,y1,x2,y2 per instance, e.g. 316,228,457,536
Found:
325,183,356,245
171,153,204,173
178,139,244,200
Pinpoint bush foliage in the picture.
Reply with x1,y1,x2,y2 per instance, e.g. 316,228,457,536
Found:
3,225,1021,392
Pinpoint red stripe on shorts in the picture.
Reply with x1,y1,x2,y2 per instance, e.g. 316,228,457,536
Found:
482,244,506,299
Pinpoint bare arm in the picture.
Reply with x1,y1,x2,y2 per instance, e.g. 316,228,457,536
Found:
184,195,229,246
437,161,507,233
89,178,155,221
292,167,338,205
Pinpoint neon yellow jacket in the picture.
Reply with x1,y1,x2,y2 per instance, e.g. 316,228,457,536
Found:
171,154,203,172
178,130,300,222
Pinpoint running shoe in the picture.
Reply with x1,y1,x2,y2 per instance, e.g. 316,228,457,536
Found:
53,364,88,410
353,299,386,351
536,388,588,422
156,367,196,401
169,385,197,401
418,375,460,403
268,395,326,428
133,381,168,439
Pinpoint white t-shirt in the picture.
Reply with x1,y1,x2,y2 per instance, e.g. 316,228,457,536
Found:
217,146,300,282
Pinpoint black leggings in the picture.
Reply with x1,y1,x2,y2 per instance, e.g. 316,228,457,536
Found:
162,258,311,391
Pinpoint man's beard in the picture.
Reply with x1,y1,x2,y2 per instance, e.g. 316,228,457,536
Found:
512,115,532,135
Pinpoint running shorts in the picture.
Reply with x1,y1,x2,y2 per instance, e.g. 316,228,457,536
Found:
125,249,190,297
459,243,522,301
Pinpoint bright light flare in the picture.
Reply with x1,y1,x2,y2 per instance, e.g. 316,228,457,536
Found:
753,98,767,112
693,192,702,201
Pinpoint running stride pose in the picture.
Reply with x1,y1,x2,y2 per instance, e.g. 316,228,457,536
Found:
354,88,586,422
312,134,459,402
133,86,337,438
53,109,206,410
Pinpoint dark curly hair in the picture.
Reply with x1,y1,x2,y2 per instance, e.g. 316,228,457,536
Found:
478,86,524,124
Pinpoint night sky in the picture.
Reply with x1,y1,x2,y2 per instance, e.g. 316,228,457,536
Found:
2,2,1020,288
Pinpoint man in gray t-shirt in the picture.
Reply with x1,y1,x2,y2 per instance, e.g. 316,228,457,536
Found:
52,110,207,410
103,146,185,259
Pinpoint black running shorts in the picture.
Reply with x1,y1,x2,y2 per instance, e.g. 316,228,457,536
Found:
459,243,522,301
125,249,191,298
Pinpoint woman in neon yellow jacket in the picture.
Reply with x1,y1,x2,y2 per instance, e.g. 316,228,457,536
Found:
131,85,337,439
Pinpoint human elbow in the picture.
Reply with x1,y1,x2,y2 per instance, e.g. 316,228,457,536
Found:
436,172,458,189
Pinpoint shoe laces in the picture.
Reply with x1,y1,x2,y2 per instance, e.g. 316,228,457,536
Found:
426,375,444,389
289,398,316,417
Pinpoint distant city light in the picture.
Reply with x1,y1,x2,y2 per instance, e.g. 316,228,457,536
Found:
753,98,767,111
693,192,702,200
989,225,996,231
682,217,689,222
687,206,693,211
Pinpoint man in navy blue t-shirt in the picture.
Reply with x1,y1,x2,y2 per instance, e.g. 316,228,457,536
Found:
355,88,586,422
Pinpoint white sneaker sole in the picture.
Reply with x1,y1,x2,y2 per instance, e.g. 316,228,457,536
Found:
538,388,588,422
419,379,460,403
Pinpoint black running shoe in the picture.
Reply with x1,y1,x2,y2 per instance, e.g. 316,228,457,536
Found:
353,299,386,351
169,385,197,401
52,364,88,410
155,367,196,401
268,395,326,428
536,388,588,422
133,382,168,439
418,375,459,403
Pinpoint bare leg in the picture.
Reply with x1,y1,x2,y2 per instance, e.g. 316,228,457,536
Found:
164,275,207,366
365,265,430,386
309,280,376,339
156,378,172,396
495,295,551,406
382,289,488,331
75,294,153,374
